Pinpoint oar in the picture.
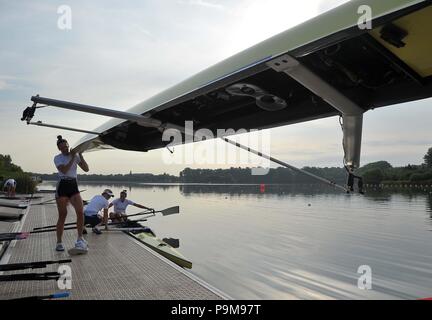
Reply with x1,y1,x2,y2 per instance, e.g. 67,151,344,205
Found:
34,199,56,205
0,195,40,200
33,221,88,231
34,189,87,206
162,238,180,248
0,215,23,223
99,227,150,232
33,225,149,234
9,292,70,301
0,272,61,282
0,232,30,242
105,218,148,227
36,199,90,206
90,207,179,227
0,226,75,241
1,225,149,241
0,259,71,272
33,206,179,231
35,189,57,194
123,206,180,219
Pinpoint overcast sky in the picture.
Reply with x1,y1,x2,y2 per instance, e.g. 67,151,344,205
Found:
1,0,431,175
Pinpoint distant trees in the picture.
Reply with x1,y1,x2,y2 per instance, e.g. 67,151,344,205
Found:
32,147,432,185
38,172,180,183
0,154,23,173
351,161,391,184
179,166,347,184
424,147,432,168
354,148,432,184
362,168,384,184
0,154,36,193
356,161,392,175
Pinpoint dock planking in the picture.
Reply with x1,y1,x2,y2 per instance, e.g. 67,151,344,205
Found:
0,195,226,300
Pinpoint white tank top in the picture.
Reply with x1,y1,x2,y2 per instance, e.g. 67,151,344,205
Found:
54,153,81,179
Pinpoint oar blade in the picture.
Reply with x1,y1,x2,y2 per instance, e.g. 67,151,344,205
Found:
0,232,29,241
162,237,180,248
160,206,179,216
17,232,30,240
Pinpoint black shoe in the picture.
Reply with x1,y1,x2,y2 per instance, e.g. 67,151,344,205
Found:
83,228,88,235
92,227,102,235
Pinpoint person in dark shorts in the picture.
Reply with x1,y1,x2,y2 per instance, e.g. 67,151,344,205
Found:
84,189,114,234
54,135,89,254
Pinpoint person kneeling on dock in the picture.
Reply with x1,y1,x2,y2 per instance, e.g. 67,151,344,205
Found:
109,190,151,223
3,178,17,197
84,189,114,234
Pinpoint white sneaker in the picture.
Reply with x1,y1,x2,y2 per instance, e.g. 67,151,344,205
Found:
55,243,65,252
68,239,88,255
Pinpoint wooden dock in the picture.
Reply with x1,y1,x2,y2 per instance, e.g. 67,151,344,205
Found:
0,195,227,300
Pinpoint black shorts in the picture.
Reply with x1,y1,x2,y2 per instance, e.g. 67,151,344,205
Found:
56,179,79,198
84,215,101,227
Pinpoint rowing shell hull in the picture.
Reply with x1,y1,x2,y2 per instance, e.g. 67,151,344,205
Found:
73,0,432,154
0,199,29,207
0,206,25,219
130,231,192,269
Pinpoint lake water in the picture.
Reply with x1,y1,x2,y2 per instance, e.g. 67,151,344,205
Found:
40,182,432,300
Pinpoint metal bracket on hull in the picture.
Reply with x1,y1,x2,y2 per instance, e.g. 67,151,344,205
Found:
267,54,365,171
341,114,363,170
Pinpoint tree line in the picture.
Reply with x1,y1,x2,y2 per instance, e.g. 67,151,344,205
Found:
4,147,432,187
0,154,36,193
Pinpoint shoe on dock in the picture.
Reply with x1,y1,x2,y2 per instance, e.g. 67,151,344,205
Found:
68,239,88,255
92,227,102,235
55,243,65,252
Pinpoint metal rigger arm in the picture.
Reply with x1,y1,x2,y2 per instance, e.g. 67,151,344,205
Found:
267,54,365,193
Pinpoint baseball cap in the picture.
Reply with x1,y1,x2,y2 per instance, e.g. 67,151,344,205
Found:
103,189,114,197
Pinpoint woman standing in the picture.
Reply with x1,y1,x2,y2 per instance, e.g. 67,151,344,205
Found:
54,135,89,254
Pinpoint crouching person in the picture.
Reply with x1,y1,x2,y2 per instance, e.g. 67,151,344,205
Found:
84,189,114,234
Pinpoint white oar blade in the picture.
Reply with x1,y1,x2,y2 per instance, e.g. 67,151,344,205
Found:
160,206,179,216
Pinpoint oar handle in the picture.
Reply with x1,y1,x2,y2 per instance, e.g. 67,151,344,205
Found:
33,221,76,230
8,292,70,301
51,292,70,299
31,226,77,234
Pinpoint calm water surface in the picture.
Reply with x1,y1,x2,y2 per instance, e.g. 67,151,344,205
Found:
40,182,432,299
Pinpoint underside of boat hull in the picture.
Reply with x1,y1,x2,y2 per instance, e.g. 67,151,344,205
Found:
86,2,431,153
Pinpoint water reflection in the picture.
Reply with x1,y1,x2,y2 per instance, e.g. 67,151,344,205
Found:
77,181,432,213
77,181,177,192
427,194,432,219
179,183,431,199
179,183,343,196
